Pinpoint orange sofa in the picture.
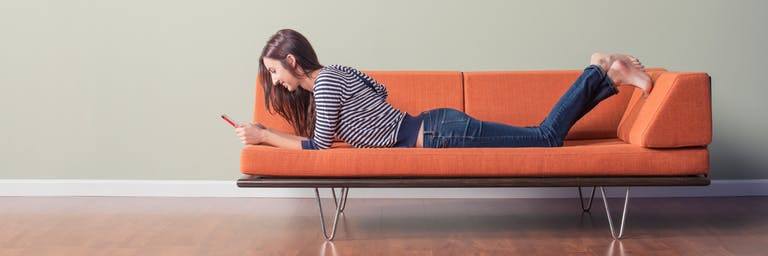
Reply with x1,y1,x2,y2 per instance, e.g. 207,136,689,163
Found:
237,68,712,240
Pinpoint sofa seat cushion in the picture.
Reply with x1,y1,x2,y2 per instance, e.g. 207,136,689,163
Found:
239,138,708,177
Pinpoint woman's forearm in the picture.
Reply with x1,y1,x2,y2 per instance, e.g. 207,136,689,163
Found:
263,128,306,149
268,128,307,141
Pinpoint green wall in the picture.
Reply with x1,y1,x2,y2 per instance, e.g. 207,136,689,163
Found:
1,0,766,180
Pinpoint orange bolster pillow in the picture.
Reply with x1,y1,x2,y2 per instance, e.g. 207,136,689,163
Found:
617,72,712,148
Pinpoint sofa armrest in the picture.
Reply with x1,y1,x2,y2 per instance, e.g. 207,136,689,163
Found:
617,72,712,148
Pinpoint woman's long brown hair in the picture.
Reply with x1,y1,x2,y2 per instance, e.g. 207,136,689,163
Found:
258,29,324,137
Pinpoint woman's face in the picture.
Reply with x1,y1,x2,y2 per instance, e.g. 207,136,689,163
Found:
262,57,301,92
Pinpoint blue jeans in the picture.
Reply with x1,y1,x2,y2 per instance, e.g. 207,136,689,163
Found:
421,65,618,148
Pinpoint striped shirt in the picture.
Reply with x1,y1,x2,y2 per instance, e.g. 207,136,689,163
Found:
301,65,408,150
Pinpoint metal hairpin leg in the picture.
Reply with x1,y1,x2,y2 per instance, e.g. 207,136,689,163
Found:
314,187,349,241
600,186,631,239
578,186,597,212
331,187,349,212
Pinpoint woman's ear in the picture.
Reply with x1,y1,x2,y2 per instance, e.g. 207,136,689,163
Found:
286,54,297,68
285,54,305,76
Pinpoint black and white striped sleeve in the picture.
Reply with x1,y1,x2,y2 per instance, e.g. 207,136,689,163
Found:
301,73,344,150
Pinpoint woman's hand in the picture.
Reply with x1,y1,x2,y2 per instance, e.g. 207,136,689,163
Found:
235,122,268,145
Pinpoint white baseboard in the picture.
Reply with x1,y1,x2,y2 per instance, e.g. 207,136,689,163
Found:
0,179,766,198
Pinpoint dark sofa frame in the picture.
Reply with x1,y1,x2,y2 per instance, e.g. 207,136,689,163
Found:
237,174,710,241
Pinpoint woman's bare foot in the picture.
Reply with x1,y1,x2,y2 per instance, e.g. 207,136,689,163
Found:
590,52,617,72
606,54,653,97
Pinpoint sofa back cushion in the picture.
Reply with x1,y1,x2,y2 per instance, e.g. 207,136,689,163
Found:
462,70,635,139
365,71,465,115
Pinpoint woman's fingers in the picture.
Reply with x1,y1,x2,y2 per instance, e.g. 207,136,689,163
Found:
233,124,264,145
237,122,254,128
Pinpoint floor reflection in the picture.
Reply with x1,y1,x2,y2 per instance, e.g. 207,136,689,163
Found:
605,240,626,256
320,241,339,256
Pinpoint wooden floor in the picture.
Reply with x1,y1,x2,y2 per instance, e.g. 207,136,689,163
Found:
0,195,766,256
